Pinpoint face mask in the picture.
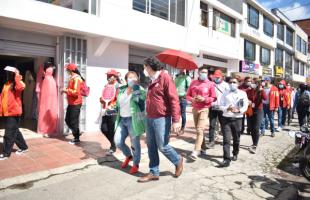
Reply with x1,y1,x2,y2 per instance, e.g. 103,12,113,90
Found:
279,84,284,89
246,82,252,87
144,69,149,77
229,83,238,91
214,78,221,84
199,73,207,81
127,78,136,88
108,76,116,83
251,84,257,89
262,82,266,87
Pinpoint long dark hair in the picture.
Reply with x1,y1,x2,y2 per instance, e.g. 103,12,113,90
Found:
255,79,262,104
6,71,16,92
72,69,85,82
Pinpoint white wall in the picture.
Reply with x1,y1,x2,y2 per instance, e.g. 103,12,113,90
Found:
86,39,129,131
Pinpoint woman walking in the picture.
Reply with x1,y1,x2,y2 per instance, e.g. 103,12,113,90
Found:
114,71,145,174
62,63,84,145
246,79,267,154
0,66,28,160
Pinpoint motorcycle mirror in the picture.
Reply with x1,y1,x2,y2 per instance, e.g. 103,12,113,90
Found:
288,131,296,138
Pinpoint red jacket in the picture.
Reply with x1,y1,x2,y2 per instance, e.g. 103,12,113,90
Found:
278,80,291,109
265,85,279,110
146,71,180,123
246,88,267,110
0,75,25,116
66,75,83,105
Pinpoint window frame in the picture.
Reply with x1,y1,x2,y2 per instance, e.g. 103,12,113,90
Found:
260,46,271,66
200,2,208,27
297,35,301,52
244,40,256,61
213,8,236,37
277,23,284,41
263,16,274,37
294,59,299,74
247,5,259,29
275,48,283,66
286,28,293,46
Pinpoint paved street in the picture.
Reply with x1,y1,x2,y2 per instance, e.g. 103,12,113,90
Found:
0,119,307,200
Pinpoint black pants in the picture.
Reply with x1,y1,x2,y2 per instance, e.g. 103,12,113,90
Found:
101,115,116,149
297,106,309,128
221,117,242,161
287,108,292,125
208,109,223,142
3,116,28,157
65,105,82,140
247,109,263,146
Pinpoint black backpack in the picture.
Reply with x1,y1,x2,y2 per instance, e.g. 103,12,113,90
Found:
299,91,310,107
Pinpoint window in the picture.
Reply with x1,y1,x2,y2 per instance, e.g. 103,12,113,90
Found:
294,59,299,74
247,5,259,29
244,40,256,61
277,23,284,41
285,52,292,70
275,48,283,66
263,16,273,37
297,36,301,52
132,0,186,26
286,28,293,46
302,40,307,55
260,47,270,65
300,63,305,75
213,9,236,37
200,2,208,27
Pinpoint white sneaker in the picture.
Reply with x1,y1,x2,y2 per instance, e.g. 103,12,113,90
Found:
189,151,199,160
0,154,8,160
16,149,29,155
276,127,282,132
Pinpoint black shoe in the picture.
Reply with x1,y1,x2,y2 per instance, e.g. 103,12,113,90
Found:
271,132,275,137
220,160,230,167
232,155,238,161
68,139,80,145
206,141,215,149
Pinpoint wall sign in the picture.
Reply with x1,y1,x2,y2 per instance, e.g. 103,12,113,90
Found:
262,67,272,76
274,66,284,77
239,60,259,75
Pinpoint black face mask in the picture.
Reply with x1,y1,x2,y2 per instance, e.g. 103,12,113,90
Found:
6,72,15,82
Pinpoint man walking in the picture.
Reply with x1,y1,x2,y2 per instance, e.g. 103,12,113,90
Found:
207,70,229,149
175,69,191,135
276,80,290,131
138,57,183,183
261,77,279,137
186,66,216,160
219,77,249,167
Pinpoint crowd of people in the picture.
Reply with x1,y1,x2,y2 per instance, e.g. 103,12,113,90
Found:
0,57,310,183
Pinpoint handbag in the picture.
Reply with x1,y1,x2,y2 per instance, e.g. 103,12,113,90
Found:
245,105,253,117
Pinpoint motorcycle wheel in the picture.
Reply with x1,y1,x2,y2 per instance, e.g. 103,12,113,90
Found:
299,157,310,181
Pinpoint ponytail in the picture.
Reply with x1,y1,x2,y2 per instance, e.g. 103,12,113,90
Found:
72,69,85,82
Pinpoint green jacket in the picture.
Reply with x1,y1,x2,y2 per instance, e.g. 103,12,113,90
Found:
114,85,146,137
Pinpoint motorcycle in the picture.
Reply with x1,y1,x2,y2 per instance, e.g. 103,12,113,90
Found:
289,127,310,181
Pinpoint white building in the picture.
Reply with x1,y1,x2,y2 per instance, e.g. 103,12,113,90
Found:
0,0,245,133
239,0,279,79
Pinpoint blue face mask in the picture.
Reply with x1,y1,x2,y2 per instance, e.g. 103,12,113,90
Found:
199,73,207,81
279,84,284,89
229,83,238,91
214,78,221,84
127,79,136,88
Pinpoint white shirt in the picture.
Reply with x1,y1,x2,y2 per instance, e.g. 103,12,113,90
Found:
220,89,249,118
119,92,132,117
212,81,230,109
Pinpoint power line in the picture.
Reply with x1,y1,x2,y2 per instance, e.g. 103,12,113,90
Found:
280,1,310,12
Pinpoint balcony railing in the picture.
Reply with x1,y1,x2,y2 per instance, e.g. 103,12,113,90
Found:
37,0,100,16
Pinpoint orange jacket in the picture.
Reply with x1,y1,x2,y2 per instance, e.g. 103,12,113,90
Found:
268,85,280,111
66,75,83,105
0,75,25,116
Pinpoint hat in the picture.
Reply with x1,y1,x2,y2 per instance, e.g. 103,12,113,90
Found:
4,66,18,73
263,76,271,82
106,69,119,76
65,63,77,71
213,70,222,78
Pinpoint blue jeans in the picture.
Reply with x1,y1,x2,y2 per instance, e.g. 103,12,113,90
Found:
180,98,187,129
146,117,180,176
114,117,141,166
277,107,287,128
261,104,275,134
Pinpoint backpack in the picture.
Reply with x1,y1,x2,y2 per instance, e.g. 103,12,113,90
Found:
299,91,310,107
80,81,90,97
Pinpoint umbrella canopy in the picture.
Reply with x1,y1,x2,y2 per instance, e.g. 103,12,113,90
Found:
156,49,198,70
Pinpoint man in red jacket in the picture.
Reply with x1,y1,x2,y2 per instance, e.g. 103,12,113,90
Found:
261,77,279,137
138,57,183,183
276,80,290,131
0,66,28,160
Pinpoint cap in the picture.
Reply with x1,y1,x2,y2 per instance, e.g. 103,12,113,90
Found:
106,69,119,76
4,66,18,73
263,76,271,82
213,70,222,78
65,63,77,71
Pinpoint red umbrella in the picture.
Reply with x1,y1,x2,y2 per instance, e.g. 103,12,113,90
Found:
156,49,198,70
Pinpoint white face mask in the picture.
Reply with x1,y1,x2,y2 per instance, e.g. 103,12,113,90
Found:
251,84,257,89
229,83,238,91
144,69,149,77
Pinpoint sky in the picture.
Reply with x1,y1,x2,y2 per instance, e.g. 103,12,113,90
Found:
257,0,310,21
